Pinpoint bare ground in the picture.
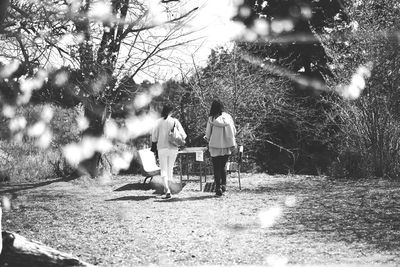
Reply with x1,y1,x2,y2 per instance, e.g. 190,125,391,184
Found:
1,173,400,266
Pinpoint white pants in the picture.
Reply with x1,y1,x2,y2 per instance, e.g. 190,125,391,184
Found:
158,148,178,181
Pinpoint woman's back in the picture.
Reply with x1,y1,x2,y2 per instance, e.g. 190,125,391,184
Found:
152,116,186,150
206,112,236,149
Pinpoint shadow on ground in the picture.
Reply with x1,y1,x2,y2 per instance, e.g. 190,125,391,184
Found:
0,175,80,194
106,195,157,201
153,194,216,202
114,181,186,195
114,182,152,191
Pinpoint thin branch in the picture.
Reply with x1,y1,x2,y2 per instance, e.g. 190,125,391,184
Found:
121,7,198,37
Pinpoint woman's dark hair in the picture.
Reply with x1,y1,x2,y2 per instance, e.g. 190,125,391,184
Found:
161,104,173,119
209,99,224,119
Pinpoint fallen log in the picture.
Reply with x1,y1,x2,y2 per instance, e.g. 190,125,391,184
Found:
0,227,94,267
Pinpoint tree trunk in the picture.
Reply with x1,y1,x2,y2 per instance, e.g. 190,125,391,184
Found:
0,0,10,30
0,230,93,267
78,103,108,178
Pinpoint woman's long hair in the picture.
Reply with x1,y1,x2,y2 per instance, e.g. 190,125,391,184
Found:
161,104,173,120
209,99,224,119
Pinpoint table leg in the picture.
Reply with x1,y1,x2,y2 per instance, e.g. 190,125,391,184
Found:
199,162,203,191
186,154,189,182
238,164,241,190
179,154,183,185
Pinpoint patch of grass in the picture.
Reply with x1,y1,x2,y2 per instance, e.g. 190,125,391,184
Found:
1,174,400,266
0,140,62,183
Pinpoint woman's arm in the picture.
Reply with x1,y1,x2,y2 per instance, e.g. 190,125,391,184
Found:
176,119,187,139
151,121,159,143
205,118,212,140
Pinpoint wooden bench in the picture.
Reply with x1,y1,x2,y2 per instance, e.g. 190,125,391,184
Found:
137,148,160,184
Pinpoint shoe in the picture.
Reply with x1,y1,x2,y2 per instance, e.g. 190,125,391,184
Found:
221,185,226,193
215,189,222,197
165,192,172,199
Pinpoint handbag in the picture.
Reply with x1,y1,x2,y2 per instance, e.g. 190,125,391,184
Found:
168,121,185,147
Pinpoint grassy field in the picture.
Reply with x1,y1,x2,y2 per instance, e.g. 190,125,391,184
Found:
1,173,400,266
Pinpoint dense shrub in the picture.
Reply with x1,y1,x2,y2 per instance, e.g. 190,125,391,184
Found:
0,140,61,183
0,104,82,182
325,1,400,179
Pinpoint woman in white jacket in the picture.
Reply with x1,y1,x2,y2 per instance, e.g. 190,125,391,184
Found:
152,104,186,199
205,100,236,196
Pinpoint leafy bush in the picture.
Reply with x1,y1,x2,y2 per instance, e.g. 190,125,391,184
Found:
325,1,400,179
0,104,82,182
0,140,61,183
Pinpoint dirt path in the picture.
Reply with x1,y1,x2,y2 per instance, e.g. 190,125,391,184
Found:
1,174,400,266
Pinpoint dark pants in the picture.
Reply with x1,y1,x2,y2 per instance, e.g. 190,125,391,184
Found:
211,155,229,190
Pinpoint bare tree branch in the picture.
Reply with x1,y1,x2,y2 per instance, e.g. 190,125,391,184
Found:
121,6,198,38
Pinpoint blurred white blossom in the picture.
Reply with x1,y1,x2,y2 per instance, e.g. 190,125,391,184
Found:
244,30,258,42
124,112,158,139
2,196,11,211
18,70,48,105
88,1,113,22
54,71,69,87
77,116,89,130
145,0,166,25
63,143,82,166
104,119,119,139
112,151,133,172
300,6,312,19
2,105,15,118
258,206,283,228
261,1,268,9
271,19,293,34
239,6,251,18
134,93,152,109
63,136,113,166
339,62,372,100
28,121,46,137
96,137,113,153
253,19,269,36
9,117,27,132
149,84,163,97
41,105,54,122
0,60,20,79
36,129,53,149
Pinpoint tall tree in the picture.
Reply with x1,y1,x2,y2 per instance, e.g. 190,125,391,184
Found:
0,0,200,176
323,0,400,178
234,0,347,87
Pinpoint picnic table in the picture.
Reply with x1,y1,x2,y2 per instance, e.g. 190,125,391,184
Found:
177,147,209,190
